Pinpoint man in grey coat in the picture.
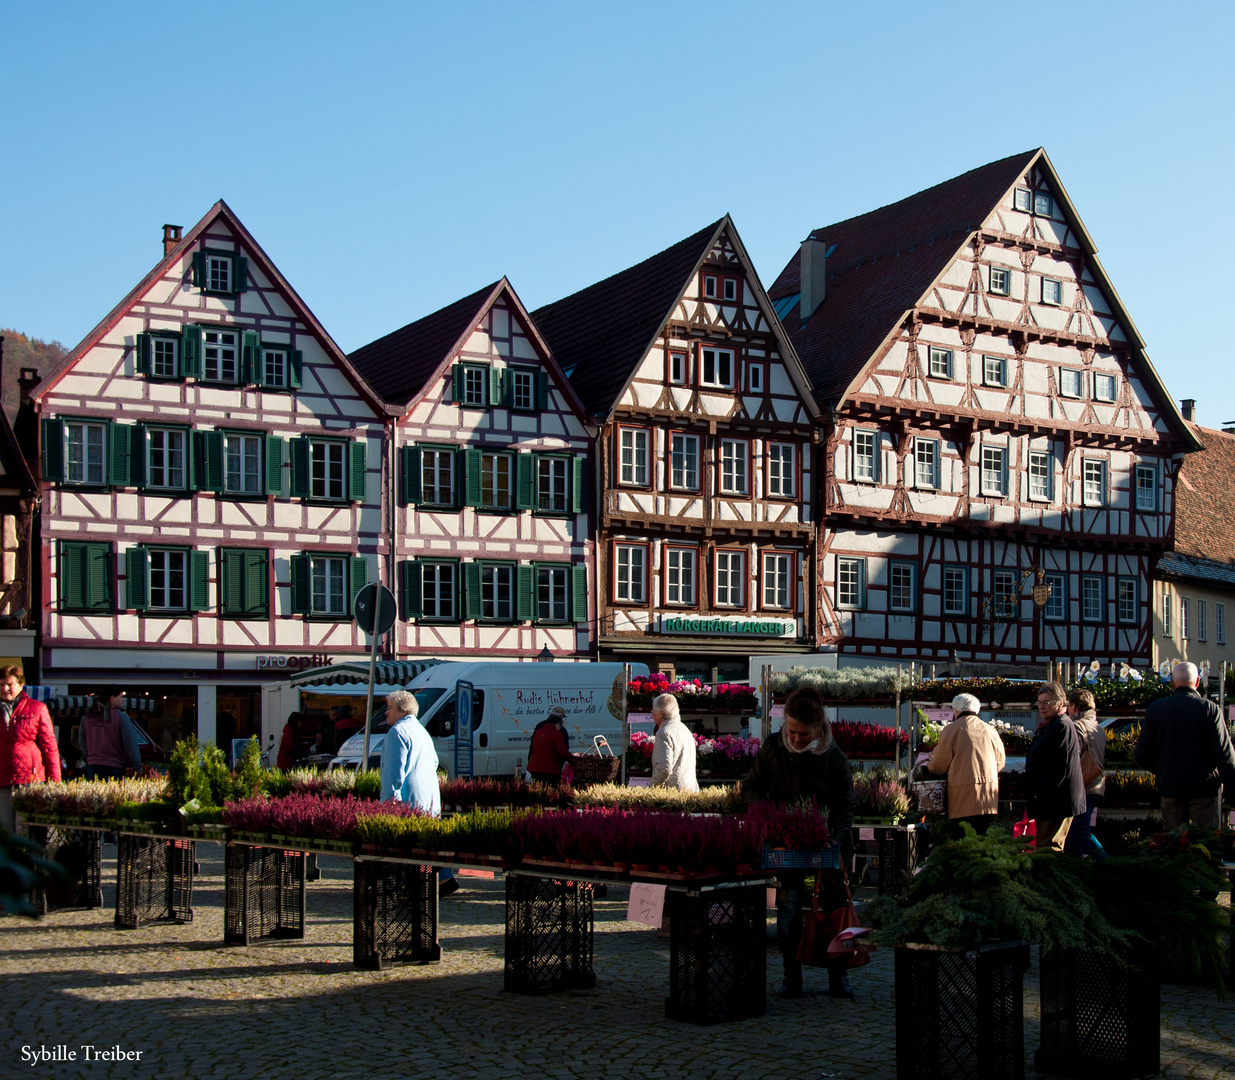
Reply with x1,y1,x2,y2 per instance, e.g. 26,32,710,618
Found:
1135,662,1235,831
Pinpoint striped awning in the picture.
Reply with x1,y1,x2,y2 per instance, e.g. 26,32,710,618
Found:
41,694,158,714
289,659,443,688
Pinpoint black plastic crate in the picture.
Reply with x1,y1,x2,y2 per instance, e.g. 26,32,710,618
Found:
353,860,440,969
895,941,1030,1080
115,835,194,928
223,844,306,945
504,874,595,994
1036,948,1160,1079
664,884,766,1025
853,825,922,895
29,826,103,911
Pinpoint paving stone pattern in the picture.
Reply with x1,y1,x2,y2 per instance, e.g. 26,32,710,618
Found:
1,844,1232,1080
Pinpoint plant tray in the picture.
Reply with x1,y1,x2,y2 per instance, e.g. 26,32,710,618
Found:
760,843,841,870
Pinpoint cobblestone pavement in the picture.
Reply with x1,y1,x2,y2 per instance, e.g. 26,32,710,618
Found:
1,843,1232,1080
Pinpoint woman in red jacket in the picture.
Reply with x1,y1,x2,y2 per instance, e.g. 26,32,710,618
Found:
0,665,61,832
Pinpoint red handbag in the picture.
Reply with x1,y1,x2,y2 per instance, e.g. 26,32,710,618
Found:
1012,813,1037,850
796,870,874,969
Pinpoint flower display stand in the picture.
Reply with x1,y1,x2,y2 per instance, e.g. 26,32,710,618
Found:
1036,947,1160,1079
664,882,766,1025
115,834,194,929
28,825,103,912
353,859,440,969
895,940,1031,1080
503,871,595,994
223,843,305,945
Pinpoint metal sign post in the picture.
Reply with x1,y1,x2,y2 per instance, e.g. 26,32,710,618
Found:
454,680,475,778
354,582,397,776
895,663,903,777
619,663,630,786
761,664,772,742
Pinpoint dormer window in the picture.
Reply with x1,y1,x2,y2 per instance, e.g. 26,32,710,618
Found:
1014,188,1033,212
1034,192,1054,216
192,250,247,295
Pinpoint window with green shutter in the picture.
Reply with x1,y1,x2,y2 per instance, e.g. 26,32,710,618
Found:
532,563,570,623
290,552,363,620
451,363,490,407
192,250,247,295
48,418,109,488
289,437,359,502
59,541,112,613
467,561,516,622
135,333,182,380
123,546,203,614
219,548,269,618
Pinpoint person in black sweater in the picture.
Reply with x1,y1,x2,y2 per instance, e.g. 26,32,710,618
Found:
1025,682,1086,852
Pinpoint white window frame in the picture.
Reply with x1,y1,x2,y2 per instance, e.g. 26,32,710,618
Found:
421,449,454,507
1034,191,1054,217
206,254,232,293
148,548,188,612
1081,575,1104,623
65,421,107,486
914,438,939,489
510,369,535,411
665,547,696,606
462,364,487,406
703,274,718,299
980,445,1007,497
1043,572,1066,621
1014,187,1033,212
993,569,1019,620
1198,599,1207,642
421,562,456,621
1181,596,1191,640
722,277,738,302
1135,464,1158,512
762,552,792,610
670,433,699,491
224,432,263,495
614,544,646,604
720,439,749,495
618,428,648,487
536,564,570,623
1117,578,1138,625
151,337,179,379
988,266,1011,296
853,429,879,483
261,348,287,388
309,439,346,501
714,550,745,608
1082,459,1107,507
890,561,916,614
479,564,514,622
1028,450,1053,502
310,555,347,616
537,457,568,513
1092,372,1117,402
748,363,763,392
928,346,953,379
836,557,864,610
1059,368,1083,398
203,329,238,383
1162,591,1172,637
479,452,512,510
982,355,1007,387
766,443,795,498
669,351,687,385
943,566,968,616
700,347,734,389
1217,602,1226,645
1041,278,1063,306
147,428,186,491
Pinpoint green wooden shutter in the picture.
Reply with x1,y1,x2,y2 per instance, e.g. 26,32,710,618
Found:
220,549,242,616
181,324,202,378
129,425,146,488
289,437,309,497
401,560,422,620
265,435,284,495
86,544,111,612
125,547,149,612
536,371,549,411
290,554,311,615
197,430,223,492
241,331,260,384
572,564,588,626
235,257,248,293
515,453,536,510
516,564,535,622
191,252,205,288
572,456,586,513
489,367,502,408
246,550,268,616
60,543,85,610
349,439,367,502
349,557,368,616
464,562,482,620
402,445,421,505
188,550,209,612
464,449,482,507
288,350,302,389
41,418,64,483
136,333,151,375
451,364,464,402
110,423,130,488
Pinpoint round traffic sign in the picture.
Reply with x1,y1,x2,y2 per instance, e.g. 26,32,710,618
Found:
353,583,397,635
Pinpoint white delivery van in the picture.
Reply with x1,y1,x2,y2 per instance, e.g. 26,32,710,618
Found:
330,661,648,777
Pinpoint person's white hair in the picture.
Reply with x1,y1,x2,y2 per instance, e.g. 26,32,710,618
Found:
1172,662,1199,688
952,693,981,716
652,693,680,721
386,690,418,718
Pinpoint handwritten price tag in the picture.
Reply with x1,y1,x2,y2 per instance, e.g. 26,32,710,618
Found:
924,709,952,726
627,882,666,928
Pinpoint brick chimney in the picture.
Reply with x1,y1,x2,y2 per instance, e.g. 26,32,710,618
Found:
799,236,828,323
19,367,38,403
162,224,183,255
1180,398,1196,422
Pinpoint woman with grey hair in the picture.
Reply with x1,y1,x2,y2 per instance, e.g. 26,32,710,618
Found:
650,693,698,791
379,690,439,814
927,692,1006,837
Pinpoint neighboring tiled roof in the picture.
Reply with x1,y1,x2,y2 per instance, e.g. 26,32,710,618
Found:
532,219,724,416
1156,552,1235,590
349,282,500,407
768,150,1039,403
1173,425,1235,565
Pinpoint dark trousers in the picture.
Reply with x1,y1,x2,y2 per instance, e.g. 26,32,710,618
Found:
529,772,560,786
777,870,849,990
1064,795,1107,858
948,814,998,839
1160,794,1222,831
86,765,126,781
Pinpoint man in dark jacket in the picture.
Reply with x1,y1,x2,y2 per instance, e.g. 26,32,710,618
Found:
1026,682,1086,852
1135,662,1235,831
744,686,854,1000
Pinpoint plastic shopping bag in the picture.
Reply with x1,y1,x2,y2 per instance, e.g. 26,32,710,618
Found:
1012,814,1036,850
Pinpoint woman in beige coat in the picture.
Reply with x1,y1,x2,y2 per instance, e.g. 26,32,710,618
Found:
927,693,1006,837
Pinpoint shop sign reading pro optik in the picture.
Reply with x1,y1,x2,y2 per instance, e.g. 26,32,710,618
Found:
656,615,797,638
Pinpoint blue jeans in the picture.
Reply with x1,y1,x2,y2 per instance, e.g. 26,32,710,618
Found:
1064,795,1107,858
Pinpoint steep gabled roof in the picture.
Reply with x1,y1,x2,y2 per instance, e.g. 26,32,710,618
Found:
1173,425,1235,565
349,281,501,407
532,220,723,416
769,150,1038,403
32,201,390,416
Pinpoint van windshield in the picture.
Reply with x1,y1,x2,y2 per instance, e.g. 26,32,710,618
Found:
364,688,447,734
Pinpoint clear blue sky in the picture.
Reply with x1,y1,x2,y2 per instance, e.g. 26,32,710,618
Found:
3,2,1232,425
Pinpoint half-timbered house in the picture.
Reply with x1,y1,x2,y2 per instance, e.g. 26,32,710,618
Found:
769,149,1199,670
30,204,390,750
533,216,821,683
348,279,594,661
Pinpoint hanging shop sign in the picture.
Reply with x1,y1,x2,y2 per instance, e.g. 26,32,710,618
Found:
656,615,796,638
